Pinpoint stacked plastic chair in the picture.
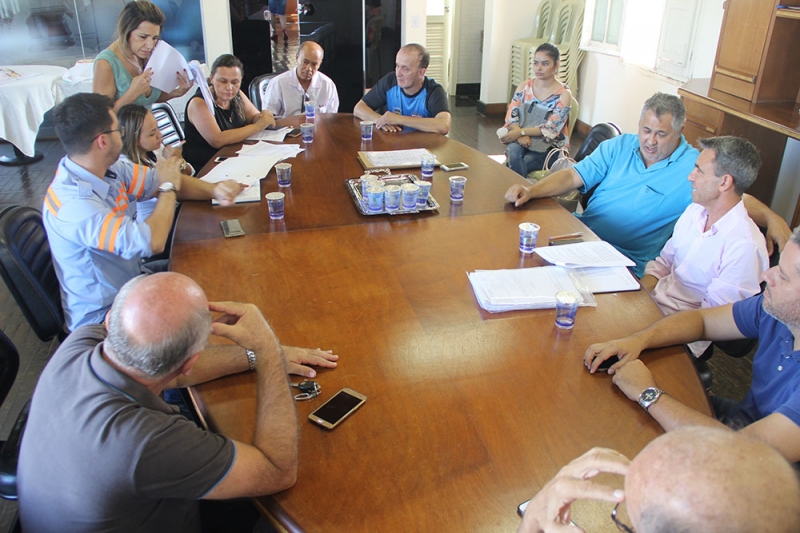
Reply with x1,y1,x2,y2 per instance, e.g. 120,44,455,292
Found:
508,0,557,101
509,0,585,101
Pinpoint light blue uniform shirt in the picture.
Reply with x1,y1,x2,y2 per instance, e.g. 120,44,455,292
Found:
43,156,158,331
573,133,699,277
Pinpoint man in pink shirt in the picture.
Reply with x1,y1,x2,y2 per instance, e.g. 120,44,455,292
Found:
640,136,769,357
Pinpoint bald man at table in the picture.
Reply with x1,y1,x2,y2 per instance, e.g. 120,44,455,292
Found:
519,426,800,533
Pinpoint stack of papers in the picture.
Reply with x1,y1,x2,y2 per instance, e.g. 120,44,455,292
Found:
468,267,596,313
238,142,304,159
357,149,438,170
535,241,639,293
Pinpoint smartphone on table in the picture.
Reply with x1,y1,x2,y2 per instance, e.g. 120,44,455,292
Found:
308,388,366,429
440,162,469,172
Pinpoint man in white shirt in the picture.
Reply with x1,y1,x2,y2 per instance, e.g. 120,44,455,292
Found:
639,136,769,357
262,41,339,123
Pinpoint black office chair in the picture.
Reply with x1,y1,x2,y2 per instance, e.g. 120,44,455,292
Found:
0,206,66,342
151,102,185,148
577,123,621,210
0,329,30,506
248,73,278,111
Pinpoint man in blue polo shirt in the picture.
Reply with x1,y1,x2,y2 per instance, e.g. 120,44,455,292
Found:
582,226,800,464
505,92,789,277
354,43,451,134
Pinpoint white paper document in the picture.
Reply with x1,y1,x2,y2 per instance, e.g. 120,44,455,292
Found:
247,127,292,142
211,181,261,205
468,267,596,313
145,40,191,93
535,241,635,268
200,154,282,201
572,267,640,293
237,142,304,160
187,61,214,115
361,149,437,168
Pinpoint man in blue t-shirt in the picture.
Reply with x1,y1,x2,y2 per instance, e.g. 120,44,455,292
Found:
354,43,451,134
504,92,789,277
582,226,800,464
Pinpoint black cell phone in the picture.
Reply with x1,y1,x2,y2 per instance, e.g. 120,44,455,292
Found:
214,156,228,163
549,238,584,246
287,128,302,138
308,388,366,429
597,355,621,372
220,219,245,238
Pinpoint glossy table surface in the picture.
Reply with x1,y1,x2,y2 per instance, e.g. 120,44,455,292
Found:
174,114,711,532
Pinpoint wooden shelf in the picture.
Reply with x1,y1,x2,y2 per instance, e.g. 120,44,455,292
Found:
776,8,800,20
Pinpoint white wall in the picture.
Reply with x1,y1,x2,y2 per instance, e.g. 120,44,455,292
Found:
200,0,233,63
402,0,427,45
479,0,539,104
456,0,485,85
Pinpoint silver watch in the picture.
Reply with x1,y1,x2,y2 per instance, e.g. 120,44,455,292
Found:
158,182,176,194
638,387,663,412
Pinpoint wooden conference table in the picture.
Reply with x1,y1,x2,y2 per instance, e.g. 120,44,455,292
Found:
172,113,711,532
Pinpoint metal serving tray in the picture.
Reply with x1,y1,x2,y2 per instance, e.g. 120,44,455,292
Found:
346,174,440,216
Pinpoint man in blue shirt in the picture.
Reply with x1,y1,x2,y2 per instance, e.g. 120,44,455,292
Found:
582,226,800,464
505,93,789,276
43,93,244,331
354,43,451,134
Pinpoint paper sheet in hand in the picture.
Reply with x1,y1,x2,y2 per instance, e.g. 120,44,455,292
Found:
535,241,635,268
357,149,438,170
187,61,214,115
211,181,261,205
468,266,596,313
145,40,190,93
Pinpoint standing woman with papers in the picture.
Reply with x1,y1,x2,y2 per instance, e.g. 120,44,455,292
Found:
93,1,192,111
183,54,276,171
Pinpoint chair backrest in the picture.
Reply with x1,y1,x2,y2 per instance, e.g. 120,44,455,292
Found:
151,102,185,148
0,329,24,502
248,73,279,111
534,0,557,39
0,206,64,342
575,122,621,162
0,331,19,408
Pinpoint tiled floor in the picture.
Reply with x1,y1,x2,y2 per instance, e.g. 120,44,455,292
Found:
0,36,754,528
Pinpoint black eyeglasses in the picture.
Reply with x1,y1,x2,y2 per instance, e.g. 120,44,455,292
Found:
93,127,123,141
612,502,634,533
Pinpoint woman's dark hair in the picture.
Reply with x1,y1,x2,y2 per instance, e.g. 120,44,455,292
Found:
535,42,560,63
117,104,156,167
116,1,165,54
209,54,245,120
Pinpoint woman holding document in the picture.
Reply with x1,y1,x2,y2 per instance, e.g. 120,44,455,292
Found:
183,54,276,171
93,1,192,111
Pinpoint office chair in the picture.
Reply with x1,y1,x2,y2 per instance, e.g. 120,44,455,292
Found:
248,73,278,111
0,329,30,505
0,206,66,342
151,102,185,148
576,122,621,210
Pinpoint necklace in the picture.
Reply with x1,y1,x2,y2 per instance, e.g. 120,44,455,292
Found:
122,51,143,75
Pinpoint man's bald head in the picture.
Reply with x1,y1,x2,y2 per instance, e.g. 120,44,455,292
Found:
296,41,324,83
105,272,211,378
626,427,800,533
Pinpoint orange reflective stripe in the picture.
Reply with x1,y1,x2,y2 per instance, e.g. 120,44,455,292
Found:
135,166,149,198
44,188,62,216
127,164,141,196
107,216,124,253
97,213,115,251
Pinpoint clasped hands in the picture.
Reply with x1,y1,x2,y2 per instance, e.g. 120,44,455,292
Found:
583,336,660,402
376,111,404,133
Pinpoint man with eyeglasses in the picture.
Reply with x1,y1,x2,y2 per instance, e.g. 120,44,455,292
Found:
518,427,800,532
44,92,244,332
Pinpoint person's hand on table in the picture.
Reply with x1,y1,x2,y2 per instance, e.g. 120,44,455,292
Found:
129,68,154,99
584,336,645,374
376,111,403,133
283,346,338,378
255,110,276,130
611,360,658,402
212,179,246,206
517,448,628,533
505,184,533,207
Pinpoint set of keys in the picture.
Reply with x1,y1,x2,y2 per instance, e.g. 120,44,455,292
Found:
291,380,321,401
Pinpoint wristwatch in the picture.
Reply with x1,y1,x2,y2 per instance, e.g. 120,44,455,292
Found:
638,387,663,412
158,182,176,195
246,349,257,371
519,128,525,137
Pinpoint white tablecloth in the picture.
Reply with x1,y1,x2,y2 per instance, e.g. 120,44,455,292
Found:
0,65,67,156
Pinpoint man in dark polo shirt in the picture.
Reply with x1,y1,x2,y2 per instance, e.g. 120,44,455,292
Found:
354,43,451,134
18,272,299,531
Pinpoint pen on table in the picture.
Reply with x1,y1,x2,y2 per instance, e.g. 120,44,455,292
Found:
548,232,583,242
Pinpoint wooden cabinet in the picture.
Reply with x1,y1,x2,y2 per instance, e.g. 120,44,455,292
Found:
711,0,800,104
